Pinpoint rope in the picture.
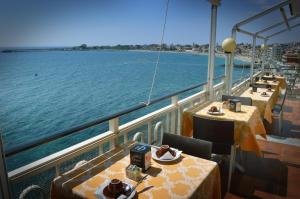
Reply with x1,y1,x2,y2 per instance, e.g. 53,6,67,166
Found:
146,0,170,105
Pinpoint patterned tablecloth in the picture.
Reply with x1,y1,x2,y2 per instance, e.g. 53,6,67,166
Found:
51,143,221,199
240,87,277,123
193,102,266,156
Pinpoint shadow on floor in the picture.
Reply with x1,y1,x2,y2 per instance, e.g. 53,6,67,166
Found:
220,150,288,198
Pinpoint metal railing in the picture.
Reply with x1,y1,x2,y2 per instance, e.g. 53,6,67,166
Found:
5,75,224,157
6,75,228,182
1,71,262,199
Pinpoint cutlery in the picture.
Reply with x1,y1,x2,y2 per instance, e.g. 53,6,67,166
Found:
125,174,149,196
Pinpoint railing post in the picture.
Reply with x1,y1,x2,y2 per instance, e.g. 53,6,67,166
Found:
55,165,60,177
147,121,152,144
0,132,11,199
165,113,170,132
177,106,183,135
203,83,210,100
170,96,178,133
109,118,119,148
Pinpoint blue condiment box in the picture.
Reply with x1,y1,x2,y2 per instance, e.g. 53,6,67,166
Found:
130,144,151,172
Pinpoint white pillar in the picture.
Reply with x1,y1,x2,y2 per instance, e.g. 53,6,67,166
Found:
207,1,219,101
225,53,233,94
262,39,267,73
250,35,256,83
229,29,237,94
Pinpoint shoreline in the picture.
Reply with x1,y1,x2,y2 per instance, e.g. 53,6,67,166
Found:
129,49,251,63
1,47,251,63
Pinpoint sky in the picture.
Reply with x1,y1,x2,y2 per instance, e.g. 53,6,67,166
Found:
0,0,299,47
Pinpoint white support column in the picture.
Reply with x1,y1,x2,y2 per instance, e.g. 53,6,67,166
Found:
262,39,267,73
207,0,219,101
229,29,237,93
250,35,256,83
225,53,233,94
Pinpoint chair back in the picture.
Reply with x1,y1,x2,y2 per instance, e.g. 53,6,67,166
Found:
162,132,212,160
193,117,234,155
221,95,252,106
251,83,268,88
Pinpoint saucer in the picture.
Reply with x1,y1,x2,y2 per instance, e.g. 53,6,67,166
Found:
102,183,135,199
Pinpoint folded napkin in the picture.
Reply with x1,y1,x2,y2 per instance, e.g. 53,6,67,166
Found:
95,180,135,199
159,151,176,160
152,147,182,160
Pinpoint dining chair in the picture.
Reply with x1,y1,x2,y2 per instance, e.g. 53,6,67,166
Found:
221,95,252,106
162,132,212,160
272,90,287,136
193,117,236,192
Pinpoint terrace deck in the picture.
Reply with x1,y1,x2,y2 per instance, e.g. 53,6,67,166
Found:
226,94,300,199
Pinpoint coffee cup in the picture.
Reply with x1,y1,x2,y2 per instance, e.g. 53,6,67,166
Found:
108,179,123,196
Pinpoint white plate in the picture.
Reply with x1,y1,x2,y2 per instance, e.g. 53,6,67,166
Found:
151,147,182,162
207,110,224,115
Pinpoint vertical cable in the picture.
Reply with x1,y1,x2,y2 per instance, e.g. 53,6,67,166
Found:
146,0,170,105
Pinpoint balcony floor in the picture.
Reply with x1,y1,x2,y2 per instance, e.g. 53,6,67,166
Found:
225,95,300,199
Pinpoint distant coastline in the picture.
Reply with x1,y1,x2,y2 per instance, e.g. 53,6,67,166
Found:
1,44,251,66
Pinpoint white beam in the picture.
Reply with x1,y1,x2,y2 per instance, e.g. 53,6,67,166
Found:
267,22,300,38
235,0,291,28
236,28,265,40
280,7,291,30
256,15,298,35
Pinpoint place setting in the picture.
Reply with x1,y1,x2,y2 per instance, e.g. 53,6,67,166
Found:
260,91,270,97
151,145,182,162
95,178,138,199
94,143,183,199
207,105,224,115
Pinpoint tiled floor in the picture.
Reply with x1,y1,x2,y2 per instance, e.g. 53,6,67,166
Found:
226,96,300,199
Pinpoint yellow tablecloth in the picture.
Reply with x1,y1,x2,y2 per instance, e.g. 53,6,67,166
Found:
51,143,221,199
240,87,276,123
193,102,266,156
256,79,280,100
263,75,287,89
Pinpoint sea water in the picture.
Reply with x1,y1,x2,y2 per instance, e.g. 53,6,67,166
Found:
0,50,249,170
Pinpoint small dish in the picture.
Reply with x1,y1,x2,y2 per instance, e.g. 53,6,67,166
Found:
207,110,224,115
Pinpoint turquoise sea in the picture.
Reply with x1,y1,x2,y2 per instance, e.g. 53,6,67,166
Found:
0,50,250,170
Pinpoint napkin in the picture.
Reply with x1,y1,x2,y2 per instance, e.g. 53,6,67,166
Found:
159,151,177,160
95,180,136,199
